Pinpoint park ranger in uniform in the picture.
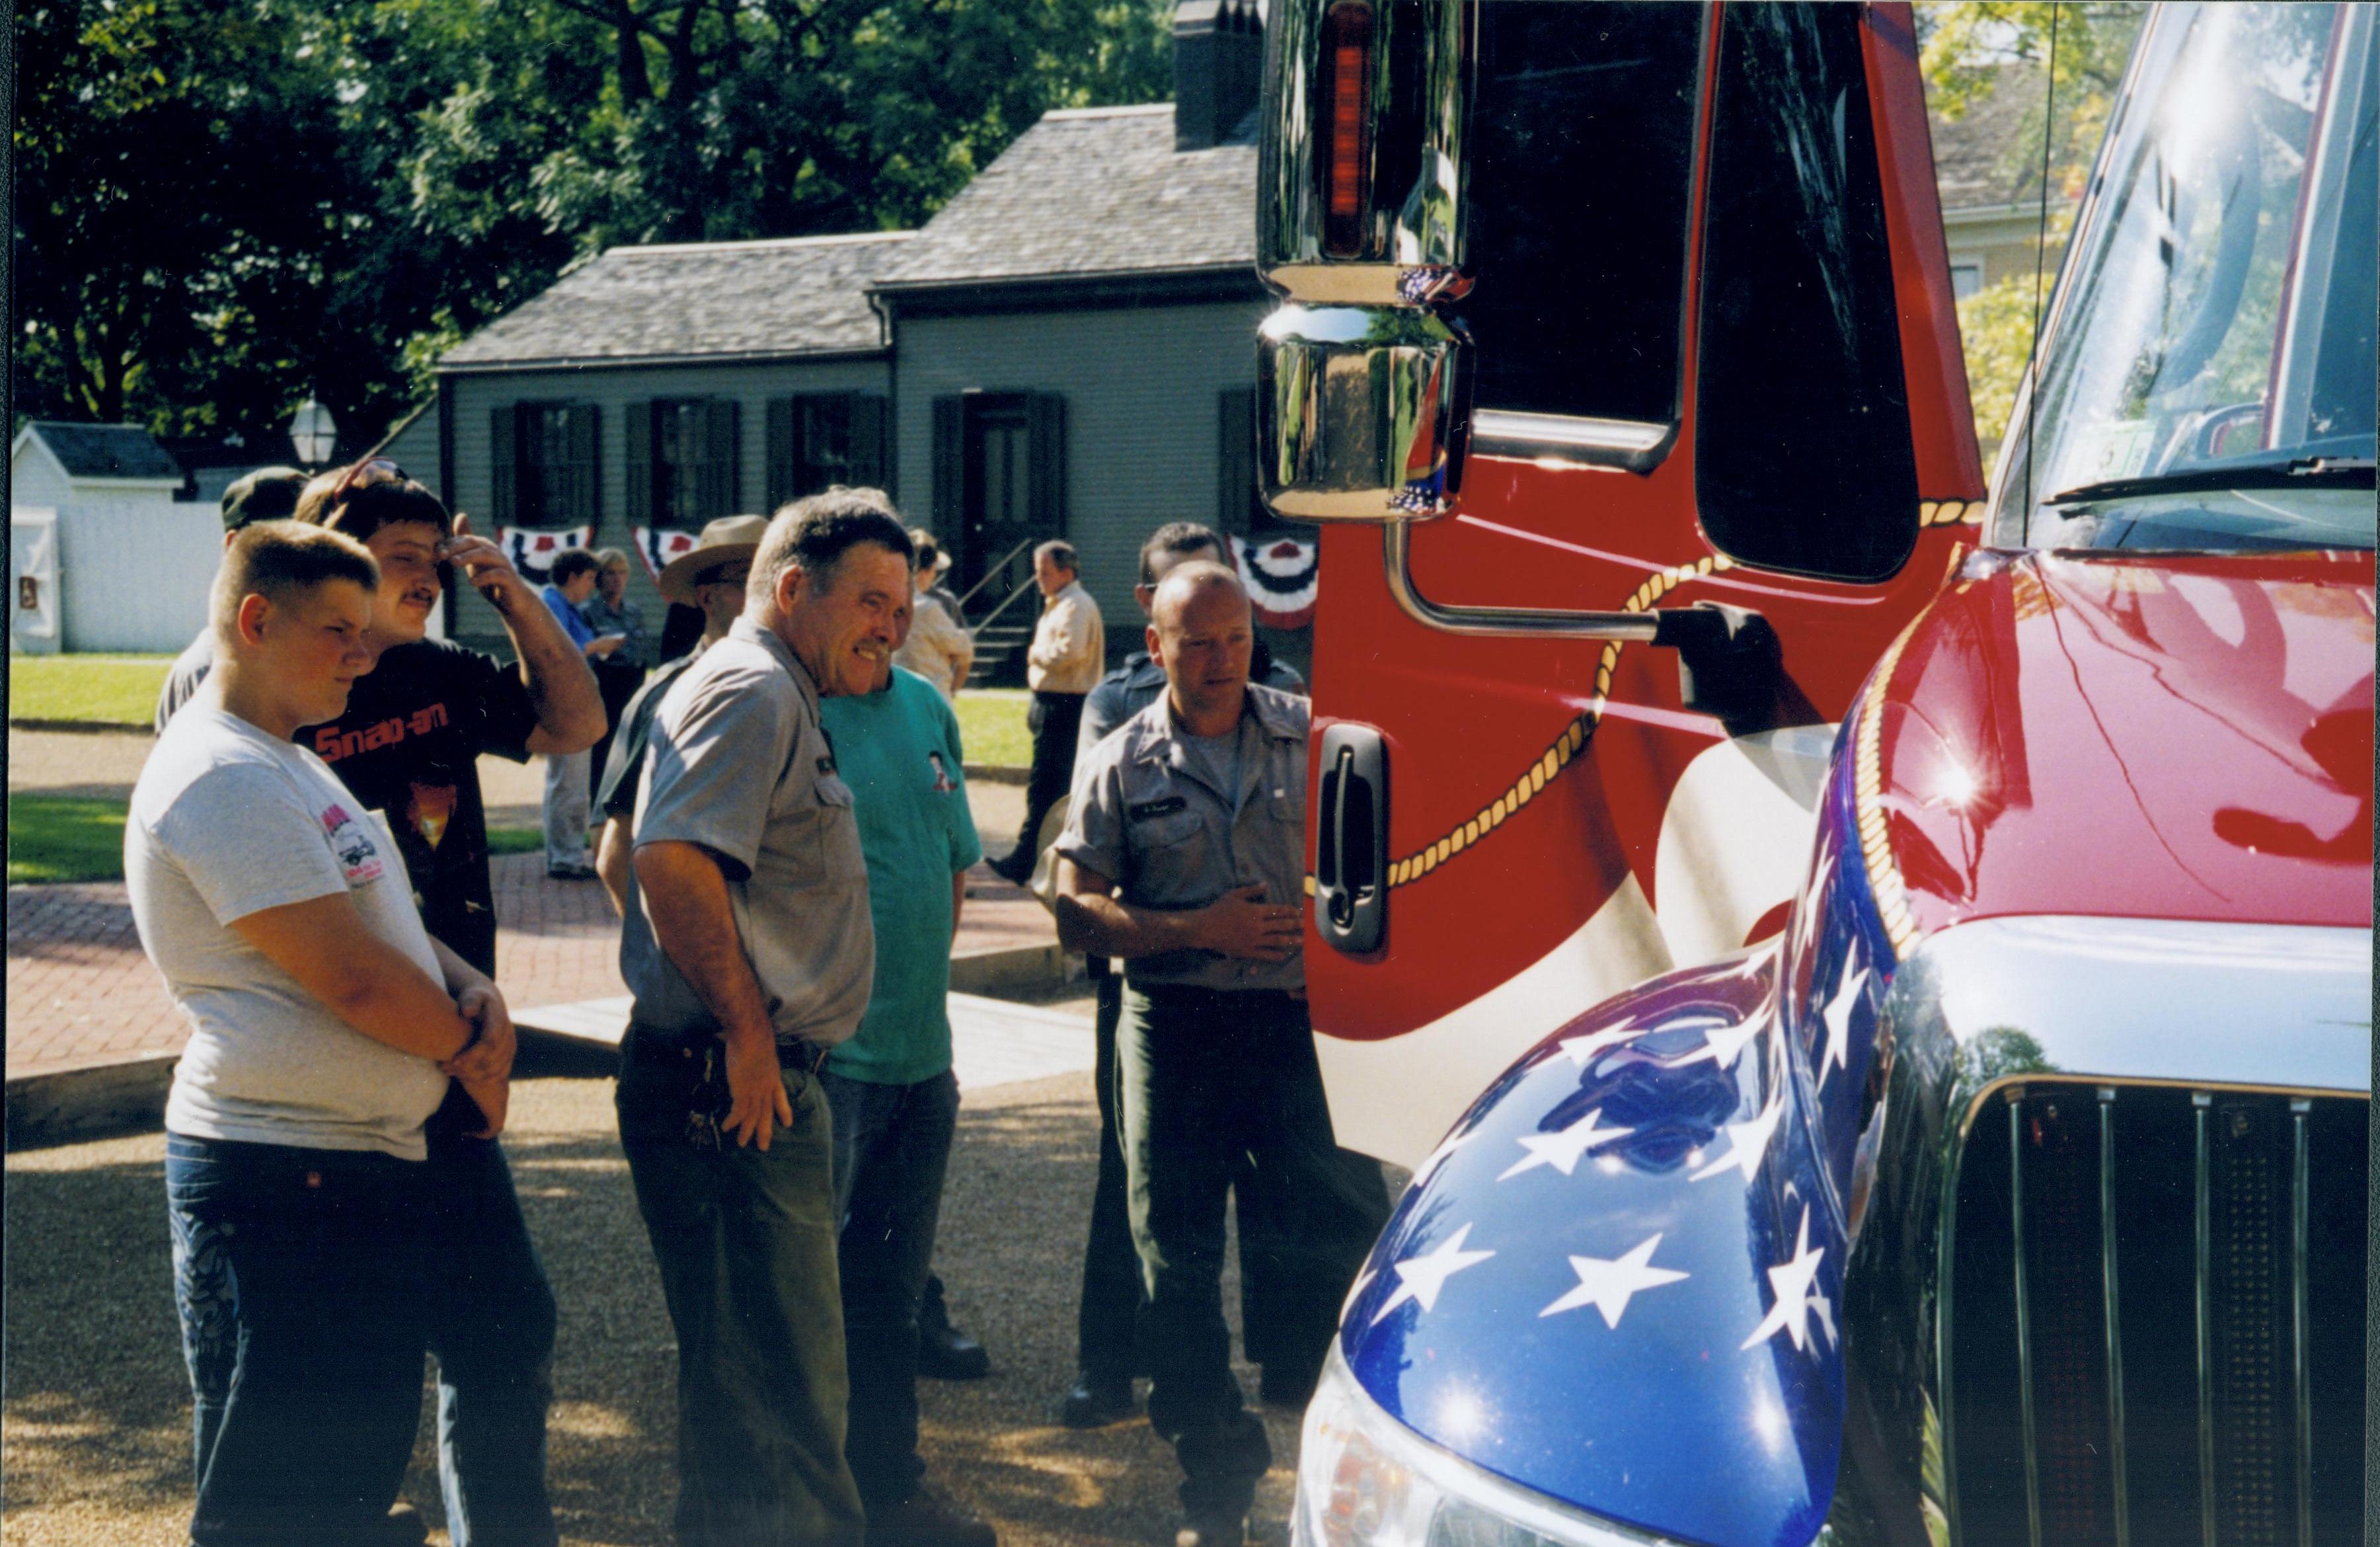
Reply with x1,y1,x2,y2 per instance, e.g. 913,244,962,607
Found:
1056,521,1326,1431
1052,562,1387,1547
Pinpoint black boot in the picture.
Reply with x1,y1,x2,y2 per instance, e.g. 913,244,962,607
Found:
917,1273,990,1381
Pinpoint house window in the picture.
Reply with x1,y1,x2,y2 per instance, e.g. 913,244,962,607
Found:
1950,261,1985,299
489,402,597,528
521,404,597,524
627,399,740,527
765,394,889,508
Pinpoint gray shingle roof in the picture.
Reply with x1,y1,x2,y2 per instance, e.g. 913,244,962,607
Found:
26,422,184,481
880,104,1256,291
442,232,913,368
1930,65,2053,212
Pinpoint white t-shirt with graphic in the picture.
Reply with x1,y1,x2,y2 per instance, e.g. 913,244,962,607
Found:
129,705,451,1160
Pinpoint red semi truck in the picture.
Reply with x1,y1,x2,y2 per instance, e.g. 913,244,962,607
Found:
1256,3,2373,1542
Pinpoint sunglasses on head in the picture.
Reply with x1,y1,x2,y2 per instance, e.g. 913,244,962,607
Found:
330,457,407,505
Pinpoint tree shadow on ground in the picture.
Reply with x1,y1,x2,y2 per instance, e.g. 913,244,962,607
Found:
4,1069,1328,1547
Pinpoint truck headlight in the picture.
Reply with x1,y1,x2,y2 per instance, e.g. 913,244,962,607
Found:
1294,1347,1693,1547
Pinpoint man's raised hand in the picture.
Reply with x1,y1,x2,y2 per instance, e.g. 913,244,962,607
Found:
440,512,527,610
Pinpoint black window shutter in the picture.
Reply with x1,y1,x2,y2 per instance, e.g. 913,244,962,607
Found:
1218,387,1256,535
701,399,742,519
765,398,799,512
850,395,888,492
931,395,964,534
570,404,600,530
1028,392,1067,533
489,405,518,526
625,402,653,526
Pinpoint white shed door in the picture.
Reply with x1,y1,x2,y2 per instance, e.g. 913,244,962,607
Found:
11,508,60,645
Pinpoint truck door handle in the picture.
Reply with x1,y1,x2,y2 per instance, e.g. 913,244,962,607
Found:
1314,725,1387,955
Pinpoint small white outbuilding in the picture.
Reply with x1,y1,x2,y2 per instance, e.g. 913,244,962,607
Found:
9,422,220,655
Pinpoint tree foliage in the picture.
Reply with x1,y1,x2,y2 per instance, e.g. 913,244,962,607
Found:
13,0,1173,452
1915,2,2147,456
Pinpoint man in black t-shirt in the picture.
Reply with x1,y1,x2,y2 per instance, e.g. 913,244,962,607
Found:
160,470,605,1547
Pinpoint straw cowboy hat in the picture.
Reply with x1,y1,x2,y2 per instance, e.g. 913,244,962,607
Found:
657,515,769,605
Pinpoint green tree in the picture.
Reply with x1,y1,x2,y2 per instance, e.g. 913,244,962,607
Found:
1916,2,2147,457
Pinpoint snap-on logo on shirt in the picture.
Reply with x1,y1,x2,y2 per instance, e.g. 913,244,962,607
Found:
321,802,386,885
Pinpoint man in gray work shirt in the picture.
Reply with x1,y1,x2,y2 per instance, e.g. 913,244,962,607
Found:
616,489,913,1547
1054,563,1386,1547
1057,522,1325,1431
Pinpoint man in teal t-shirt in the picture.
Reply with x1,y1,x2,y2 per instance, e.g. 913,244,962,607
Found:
816,645,993,1547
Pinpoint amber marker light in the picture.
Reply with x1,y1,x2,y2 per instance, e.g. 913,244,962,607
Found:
1319,1,1374,257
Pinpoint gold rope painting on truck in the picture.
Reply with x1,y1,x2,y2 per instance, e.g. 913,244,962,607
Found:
1338,502,1979,896
1852,614,1925,955
1377,552,1739,891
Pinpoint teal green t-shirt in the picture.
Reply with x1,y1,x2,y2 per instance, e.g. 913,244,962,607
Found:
818,666,983,1084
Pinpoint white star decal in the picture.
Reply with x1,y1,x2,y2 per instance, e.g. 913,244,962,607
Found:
1409,1127,1475,1190
1741,1206,1832,1353
1691,1091,1786,1184
1539,1234,1689,1328
1666,1017,1763,1071
1498,1107,1634,1181
1792,848,1837,957
1818,961,1869,1088
1557,1019,1643,1069
1371,1223,1496,1325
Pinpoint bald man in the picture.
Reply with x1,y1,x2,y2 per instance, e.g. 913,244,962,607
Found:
1051,565,1387,1547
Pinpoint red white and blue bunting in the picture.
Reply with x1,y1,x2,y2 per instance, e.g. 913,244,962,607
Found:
631,526,703,584
1233,535,1319,629
496,526,594,586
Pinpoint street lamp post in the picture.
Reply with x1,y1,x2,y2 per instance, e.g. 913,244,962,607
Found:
289,399,338,467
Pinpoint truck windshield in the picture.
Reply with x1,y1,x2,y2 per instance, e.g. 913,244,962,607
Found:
2011,2,2377,552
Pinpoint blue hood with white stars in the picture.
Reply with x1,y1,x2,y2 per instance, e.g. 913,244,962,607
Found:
1338,760,1896,1547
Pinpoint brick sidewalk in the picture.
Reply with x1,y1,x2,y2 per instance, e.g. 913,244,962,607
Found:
7,854,1056,1080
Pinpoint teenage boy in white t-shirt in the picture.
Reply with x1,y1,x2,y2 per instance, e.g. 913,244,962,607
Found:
129,521,516,1546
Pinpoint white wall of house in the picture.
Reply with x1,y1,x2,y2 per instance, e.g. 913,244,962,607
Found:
9,434,217,654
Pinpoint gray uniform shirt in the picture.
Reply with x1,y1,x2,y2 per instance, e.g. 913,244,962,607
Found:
1056,683,1309,994
620,619,874,1047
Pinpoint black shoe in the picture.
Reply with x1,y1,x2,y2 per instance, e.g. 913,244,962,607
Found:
1173,1511,1248,1547
985,853,1032,886
918,1275,991,1380
919,1318,991,1380
371,1503,430,1546
868,1486,997,1547
1059,1372,1137,1427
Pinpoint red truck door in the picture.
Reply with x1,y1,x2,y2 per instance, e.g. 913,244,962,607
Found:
1257,1,1987,1162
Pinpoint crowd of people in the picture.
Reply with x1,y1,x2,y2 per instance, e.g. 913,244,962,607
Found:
124,458,1384,1547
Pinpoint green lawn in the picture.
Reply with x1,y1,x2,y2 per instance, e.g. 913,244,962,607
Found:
7,791,543,885
10,653,174,726
954,688,1030,768
7,794,132,884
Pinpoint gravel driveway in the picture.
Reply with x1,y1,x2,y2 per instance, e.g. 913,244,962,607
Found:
3,1068,1320,1547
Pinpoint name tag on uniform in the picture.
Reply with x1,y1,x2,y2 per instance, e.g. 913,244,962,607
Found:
1128,797,1188,822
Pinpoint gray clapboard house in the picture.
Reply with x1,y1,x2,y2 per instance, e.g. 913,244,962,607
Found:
431,1,1274,674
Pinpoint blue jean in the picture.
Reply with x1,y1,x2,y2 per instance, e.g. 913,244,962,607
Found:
617,1028,867,1547
167,1134,432,1547
820,1066,960,1513
423,1090,560,1547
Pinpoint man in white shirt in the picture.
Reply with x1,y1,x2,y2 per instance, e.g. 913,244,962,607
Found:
988,539,1104,883
132,521,516,1546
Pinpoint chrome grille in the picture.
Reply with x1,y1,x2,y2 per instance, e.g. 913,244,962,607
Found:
1945,1083,2365,1547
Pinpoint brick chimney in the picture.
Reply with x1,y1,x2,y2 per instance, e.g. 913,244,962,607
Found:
1174,0,1264,151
